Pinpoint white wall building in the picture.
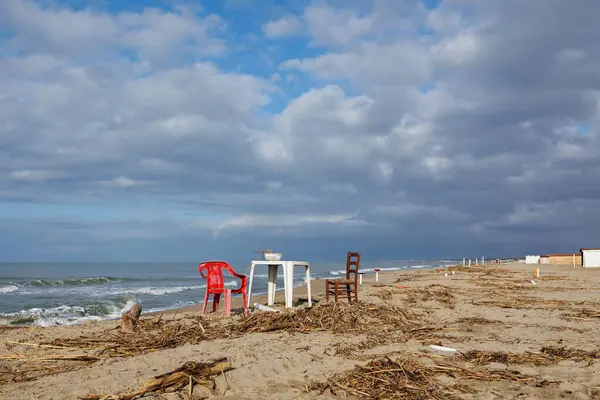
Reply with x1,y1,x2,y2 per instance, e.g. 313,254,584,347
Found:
525,255,541,264
581,249,600,268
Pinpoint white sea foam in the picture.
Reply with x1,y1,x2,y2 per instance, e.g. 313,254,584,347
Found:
329,265,435,275
0,285,19,294
113,280,239,296
0,298,140,327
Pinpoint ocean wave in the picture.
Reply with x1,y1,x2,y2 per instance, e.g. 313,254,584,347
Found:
329,265,435,275
0,285,19,294
115,280,239,296
5,276,125,288
0,299,138,327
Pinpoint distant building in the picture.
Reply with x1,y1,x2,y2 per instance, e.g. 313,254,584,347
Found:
581,249,600,268
547,253,582,265
526,255,541,264
539,255,550,264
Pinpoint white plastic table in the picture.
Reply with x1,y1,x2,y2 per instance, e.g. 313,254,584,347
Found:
247,260,312,309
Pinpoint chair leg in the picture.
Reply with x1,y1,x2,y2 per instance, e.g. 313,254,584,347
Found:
334,281,339,302
326,281,329,303
224,290,231,317
242,291,248,316
346,284,351,303
202,290,209,314
212,293,221,313
354,284,358,303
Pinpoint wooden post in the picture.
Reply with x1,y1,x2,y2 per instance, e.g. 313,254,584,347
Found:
359,273,364,285
374,268,381,282
121,303,142,333
462,257,465,266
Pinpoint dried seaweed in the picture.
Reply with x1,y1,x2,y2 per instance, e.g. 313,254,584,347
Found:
457,347,600,368
471,296,587,311
454,317,505,326
537,276,568,281
562,309,600,320
402,285,456,309
458,350,551,366
541,346,600,361
48,315,232,358
233,301,436,339
369,288,394,300
306,354,549,399
307,356,460,400
77,358,231,400
1,302,439,386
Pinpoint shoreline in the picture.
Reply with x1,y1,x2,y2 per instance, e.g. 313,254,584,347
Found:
1,266,439,326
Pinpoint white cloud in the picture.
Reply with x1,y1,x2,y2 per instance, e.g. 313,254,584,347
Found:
302,4,372,47
96,176,145,188
8,170,62,182
262,14,302,38
2,0,600,260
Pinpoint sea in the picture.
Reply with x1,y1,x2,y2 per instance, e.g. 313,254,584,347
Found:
0,259,456,326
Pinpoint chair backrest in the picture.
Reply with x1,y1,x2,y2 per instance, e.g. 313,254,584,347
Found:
345,252,361,282
198,261,235,290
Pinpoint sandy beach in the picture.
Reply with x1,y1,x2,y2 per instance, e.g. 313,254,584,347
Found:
2,262,600,399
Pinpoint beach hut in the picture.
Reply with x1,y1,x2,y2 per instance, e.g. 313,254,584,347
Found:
547,253,582,265
525,255,540,264
581,249,600,268
539,255,550,265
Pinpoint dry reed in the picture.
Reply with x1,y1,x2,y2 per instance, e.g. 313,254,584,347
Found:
306,353,550,399
77,358,231,400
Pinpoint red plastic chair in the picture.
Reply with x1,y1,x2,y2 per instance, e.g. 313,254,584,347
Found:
198,261,248,316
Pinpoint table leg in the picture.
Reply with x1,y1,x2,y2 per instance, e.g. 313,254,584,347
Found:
282,262,288,306
305,264,312,307
286,262,294,308
247,264,255,308
267,264,277,306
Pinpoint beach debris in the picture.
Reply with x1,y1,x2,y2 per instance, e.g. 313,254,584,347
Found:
540,346,600,361
403,285,456,309
0,353,100,385
562,308,600,320
370,288,394,300
429,344,457,353
5,341,74,350
305,354,550,399
253,303,279,313
0,354,100,362
77,358,232,400
234,301,436,339
120,303,142,334
531,280,537,285
457,346,600,366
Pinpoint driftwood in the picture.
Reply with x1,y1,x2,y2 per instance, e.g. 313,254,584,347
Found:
120,304,142,334
77,358,232,400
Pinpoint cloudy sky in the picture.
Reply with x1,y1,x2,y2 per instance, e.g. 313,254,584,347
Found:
1,0,599,262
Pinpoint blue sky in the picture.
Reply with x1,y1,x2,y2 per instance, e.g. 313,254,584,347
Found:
1,0,599,262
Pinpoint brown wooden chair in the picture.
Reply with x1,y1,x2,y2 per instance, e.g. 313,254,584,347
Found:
325,252,361,303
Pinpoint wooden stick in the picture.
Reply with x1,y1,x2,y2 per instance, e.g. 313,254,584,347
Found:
6,341,74,350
